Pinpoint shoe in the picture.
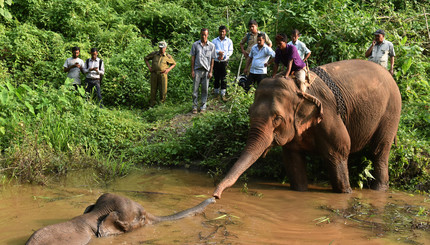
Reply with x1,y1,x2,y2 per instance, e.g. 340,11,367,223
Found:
192,108,198,114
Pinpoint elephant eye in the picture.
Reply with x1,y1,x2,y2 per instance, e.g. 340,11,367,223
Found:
273,116,283,128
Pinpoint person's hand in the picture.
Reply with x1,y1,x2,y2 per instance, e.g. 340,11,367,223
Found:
389,68,394,76
191,70,195,79
264,63,268,67
372,40,377,46
161,69,170,74
243,52,249,58
208,71,213,79
148,66,152,72
75,63,81,69
243,67,248,74
218,51,224,60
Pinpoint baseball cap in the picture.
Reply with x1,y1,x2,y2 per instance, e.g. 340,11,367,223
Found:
374,29,385,36
158,41,167,48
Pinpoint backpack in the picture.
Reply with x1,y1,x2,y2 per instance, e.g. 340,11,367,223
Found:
86,58,104,83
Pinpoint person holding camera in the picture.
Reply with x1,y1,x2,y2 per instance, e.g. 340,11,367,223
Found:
63,46,84,90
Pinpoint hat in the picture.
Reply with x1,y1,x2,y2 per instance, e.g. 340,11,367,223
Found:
158,41,167,48
374,29,385,36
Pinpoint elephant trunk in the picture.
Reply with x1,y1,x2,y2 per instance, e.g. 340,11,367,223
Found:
148,197,215,224
213,122,273,199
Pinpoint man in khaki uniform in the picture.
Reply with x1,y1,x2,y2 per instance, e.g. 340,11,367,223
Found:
145,41,176,106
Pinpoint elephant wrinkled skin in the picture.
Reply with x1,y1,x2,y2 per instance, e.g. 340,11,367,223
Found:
26,193,215,245
213,59,401,198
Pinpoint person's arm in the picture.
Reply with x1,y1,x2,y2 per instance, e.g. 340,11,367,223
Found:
163,63,175,74
208,58,214,79
284,59,293,78
303,51,311,62
162,57,176,74
144,54,153,72
98,60,105,76
191,55,195,79
63,60,79,72
244,57,252,74
145,59,152,72
82,60,89,74
226,39,233,60
365,40,376,58
265,34,272,48
240,35,249,58
389,56,394,75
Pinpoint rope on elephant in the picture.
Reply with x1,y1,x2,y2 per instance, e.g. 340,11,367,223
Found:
311,66,347,123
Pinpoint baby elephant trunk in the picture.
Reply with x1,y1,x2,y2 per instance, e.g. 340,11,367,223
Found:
150,197,215,224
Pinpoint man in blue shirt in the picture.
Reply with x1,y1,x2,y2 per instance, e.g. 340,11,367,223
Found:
243,33,275,92
212,26,233,101
288,29,311,62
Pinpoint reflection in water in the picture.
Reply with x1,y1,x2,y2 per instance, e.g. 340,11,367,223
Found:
0,168,429,245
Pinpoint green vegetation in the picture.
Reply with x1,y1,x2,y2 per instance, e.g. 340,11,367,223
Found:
0,0,428,192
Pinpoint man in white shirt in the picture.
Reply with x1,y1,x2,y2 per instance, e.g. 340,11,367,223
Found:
365,29,395,75
83,48,105,107
212,25,233,101
63,47,84,90
288,29,311,62
244,33,276,92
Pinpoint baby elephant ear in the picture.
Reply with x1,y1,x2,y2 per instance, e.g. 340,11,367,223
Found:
83,204,95,214
294,91,323,136
97,211,129,237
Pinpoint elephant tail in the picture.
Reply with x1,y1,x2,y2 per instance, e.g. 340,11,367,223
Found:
149,197,215,224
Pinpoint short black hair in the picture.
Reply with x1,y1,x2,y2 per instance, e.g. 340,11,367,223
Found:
276,33,288,43
248,20,258,27
90,48,98,53
257,33,266,40
291,29,300,36
72,46,80,52
219,25,227,31
201,28,209,33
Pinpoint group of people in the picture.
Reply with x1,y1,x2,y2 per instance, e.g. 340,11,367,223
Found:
63,47,104,107
189,20,314,113
63,20,395,112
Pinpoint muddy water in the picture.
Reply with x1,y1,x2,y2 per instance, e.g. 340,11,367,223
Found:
1,168,429,245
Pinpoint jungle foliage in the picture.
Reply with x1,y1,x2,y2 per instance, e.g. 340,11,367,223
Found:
0,0,429,192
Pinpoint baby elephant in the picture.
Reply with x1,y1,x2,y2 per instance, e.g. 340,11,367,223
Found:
26,193,216,245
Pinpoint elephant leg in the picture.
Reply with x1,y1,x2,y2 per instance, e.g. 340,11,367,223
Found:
320,123,352,193
325,157,352,193
283,149,308,191
369,129,395,191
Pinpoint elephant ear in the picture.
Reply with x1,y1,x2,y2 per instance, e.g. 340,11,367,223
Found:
84,204,95,214
294,91,323,136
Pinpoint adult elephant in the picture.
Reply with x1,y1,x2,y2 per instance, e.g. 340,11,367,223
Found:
26,193,215,245
213,59,401,198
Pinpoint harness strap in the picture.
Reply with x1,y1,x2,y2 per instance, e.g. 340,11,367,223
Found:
311,66,347,123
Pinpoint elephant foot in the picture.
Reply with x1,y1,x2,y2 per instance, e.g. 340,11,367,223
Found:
371,182,389,191
290,183,308,192
333,187,352,193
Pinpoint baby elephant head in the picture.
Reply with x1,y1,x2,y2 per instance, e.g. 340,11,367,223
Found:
97,209,148,237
